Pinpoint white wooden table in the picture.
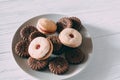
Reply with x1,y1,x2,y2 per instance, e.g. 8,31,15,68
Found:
0,0,120,80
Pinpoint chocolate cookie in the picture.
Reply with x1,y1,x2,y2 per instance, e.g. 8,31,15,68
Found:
47,36,62,55
55,45,72,55
56,17,72,33
65,48,84,64
15,40,29,58
69,17,81,31
49,57,69,75
29,31,46,41
28,57,48,70
20,25,38,40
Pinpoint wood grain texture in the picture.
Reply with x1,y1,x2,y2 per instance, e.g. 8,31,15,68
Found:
0,0,120,80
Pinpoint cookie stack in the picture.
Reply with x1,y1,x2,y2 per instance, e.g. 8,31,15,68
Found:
15,17,85,75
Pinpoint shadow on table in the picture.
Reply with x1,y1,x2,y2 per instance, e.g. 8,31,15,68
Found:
66,24,119,80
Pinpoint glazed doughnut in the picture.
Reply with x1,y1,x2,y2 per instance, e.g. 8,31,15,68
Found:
40,38,53,60
28,37,53,60
59,28,82,48
36,18,57,34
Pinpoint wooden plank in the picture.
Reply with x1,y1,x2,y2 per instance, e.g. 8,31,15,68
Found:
0,0,120,80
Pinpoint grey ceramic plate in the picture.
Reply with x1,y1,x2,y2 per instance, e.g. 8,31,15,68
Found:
12,14,93,80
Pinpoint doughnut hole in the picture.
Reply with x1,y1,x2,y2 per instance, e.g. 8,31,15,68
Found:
35,44,40,49
69,34,74,38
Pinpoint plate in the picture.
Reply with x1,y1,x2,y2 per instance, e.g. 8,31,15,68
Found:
12,14,93,80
